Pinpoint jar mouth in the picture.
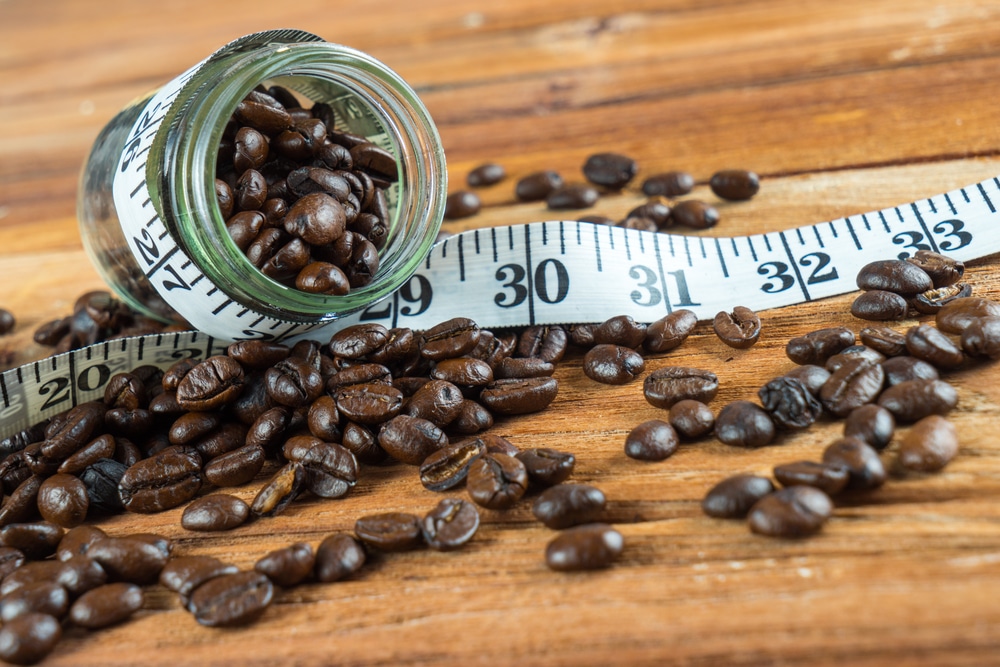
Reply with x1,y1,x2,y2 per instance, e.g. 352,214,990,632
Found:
156,37,446,323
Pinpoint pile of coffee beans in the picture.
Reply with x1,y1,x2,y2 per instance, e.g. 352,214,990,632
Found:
442,153,760,233
216,86,397,293
851,250,968,320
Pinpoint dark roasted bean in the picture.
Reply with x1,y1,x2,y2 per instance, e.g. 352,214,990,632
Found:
233,126,269,172
936,297,1000,334
644,309,697,353
910,283,972,314
159,556,239,599
758,377,822,429
421,498,480,551
1,558,105,597
479,377,559,415
773,461,849,496
643,367,718,409
181,495,250,532
898,415,958,472
340,422,386,465
466,454,528,510
250,462,307,518
843,404,895,450
856,259,932,295
642,171,694,197
56,434,115,476
420,318,481,361
710,169,759,200
255,543,314,587
783,364,831,395
714,401,776,448
204,444,266,487
859,326,908,357
515,170,563,201
448,400,494,435
713,306,760,349
877,378,957,422
851,290,908,320
119,449,202,513
515,448,575,487
0,547,25,579
818,357,884,418
785,327,856,365
41,401,105,460
881,356,939,386
961,316,1000,359
334,382,403,424
0,582,68,623
443,190,481,220
0,475,43,527
69,583,142,629
748,487,833,538
822,437,886,490
545,523,623,571
314,534,366,583
517,325,568,363
904,324,964,369
0,522,64,560
226,340,290,370
355,512,423,551
668,400,715,440
176,356,244,411
583,344,645,384
296,441,358,498
624,419,679,461
419,438,487,491
404,380,464,427
546,183,599,210
0,612,62,665
36,475,88,528
583,152,637,189
671,200,719,229
467,162,506,187
188,571,274,627
87,536,167,585
905,249,964,287
494,357,555,379
532,484,606,529
431,357,493,386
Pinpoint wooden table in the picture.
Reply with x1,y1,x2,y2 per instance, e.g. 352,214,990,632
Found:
2,1,1000,664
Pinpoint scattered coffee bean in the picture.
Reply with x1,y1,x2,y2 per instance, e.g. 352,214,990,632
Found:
314,534,366,582
582,152,637,190
0,522,64,560
713,306,761,349
818,357,884,418
644,309,697,353
515,170,563,201
643,367,718,409
419,438,487,491
881,355,939,386
159,556,240,599
898,415,958,472
709,169,759,200
843,404,895,450
444,190,482,220
961,316,1000,359
86,536,167,585
515,448,575,487
714,401,776,448
758,377,822,429
910,283,972,315
479,377,559,415
546,184,599,210
69,583,143,629
859,326,908,356
467,162,505,187
935,297,1000,334
545,523,623,571
624,419,679,461
583,344,645,384
421,498,480,551
785,327,856,365
118,448,202,513
355,512,424,552
181,494,250,532
773,461,849,496
905,249,964,287
668,400,715,440
856,259,933,295
0,612,62,665
850,290,908,320
747,486,832,538
532,484,606,529
36,474,89,528
876,378,957,422
671,200,719,229
466,453,529,510
821,438,886,490
187,571,274,627
0,582,68,623
904,324,964,369
255,543,315,587
642,171,694,197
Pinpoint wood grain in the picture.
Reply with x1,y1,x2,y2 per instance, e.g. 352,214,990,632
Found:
1,1,1000,664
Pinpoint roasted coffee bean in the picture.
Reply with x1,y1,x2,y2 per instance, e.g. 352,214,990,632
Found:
36,474,88,528
56,434,116,476
226,211,266,250
54,526,104,562
0,308,15,335
583,344,645,384
667,400,715,440
904,324,964,369
176,356,244,411
119,449,202,513
772,461,849,496
340,422,387,465
748,487,833,538
159,556,239,599
785,327,856,365
235,92,291,135
326,364,393,392
1,558,105,597
859,326,908,357
296,441,359,498
568,323,598,347
0,547,25,579
906,249,964,287
265,358,324,407
532,484,606,529
421,498,480,551
545,523,623,571
843,404,895,450
78,459,127,515
467,162,506,187
0,612,62,665
826,345,886,371
87,536,168,585
334,382,404,424
431,357,494,386
644,309,697,353
466,454,528,510
355,512,424,551
714,401,776,448
255,543,314,587
642,171,694,197
0,475,44,527
295,262,351,294
643,367,719,409
850,290,908,320
328,323,389,359
405,380,464,427
41,401,106,460
546,183,599,210
190,422,246,460
188,571,274,627
898,415,958,472
783,365,827,396
758,377,822,429
515,170,563,201
0,522,63,560
181,495,250,532
713,306,761,349
349,142,397,183
881,356,939,386
0,423,46,460
103,373,147,411
448,400,494,434
420,318,481,361
233,126,270,173
235,168,268,211
250,462,307,517
0,581,68,623
856,259,933,295
961,316,1000,359
69,583,142,629
624,419,679,461
203,444,266,487
419,438,487,491
582,152,637,189
479,377,559,415
314,534,366,583
626,201,672,229
818,357,884,418
877,378,957,422
0,454,32,498
910,283,972,314
710,169,760,200
443,190,481,220
128,533,172,560
226,340,290,370
936,297,1000,334
671,200,719,229
33,316,71,346
515,448,575,487
822,437,886,490
494,357,555,379
245,407,290,452
517,325,568,363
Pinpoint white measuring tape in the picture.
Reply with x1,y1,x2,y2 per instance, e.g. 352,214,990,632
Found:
4,172,1000,438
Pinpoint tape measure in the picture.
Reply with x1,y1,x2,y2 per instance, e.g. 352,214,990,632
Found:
4,172,1000,439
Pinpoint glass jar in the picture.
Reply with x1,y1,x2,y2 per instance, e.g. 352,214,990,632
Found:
77,29,446,341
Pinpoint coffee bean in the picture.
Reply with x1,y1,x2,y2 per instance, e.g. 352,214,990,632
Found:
515,170,563,201
515,448,575,487
255,543,314,587
0,522,64,560
898,415,958,472
714,401,776,448
421,498,480,551
355,512,424,551
713,306,761,349
0,308,15,335
444,190,481,220
0,581,68,623
250,462,307,518
785,327,856,365
822,437,886,490
295,441,359,499
783,364,831,395
86,536,167,585
644,309,697,353
69,582,142,629
203,444,266,487
265,358,325,407
624,419,679,461
671,199,719,229
176,356,244,411
119,449,202,513
758,377,822,429
545,523,623,571
295,262,351,295
181,495,250,532
0,547,25,579
532,484,606,529
421,318,481,361
643,367,719,409
906,249,964,287
188,571,274,627
226,340,290,370
466,454,528,510
41,401,106,460
859,326,908,357
910,283,972,315
772,461,849,496
936,297,1000,334
843,404,895,450
876,378,957,422
904,324,964,369
546,184,599,210
851,290,908,320
1,558,105,597
494,357,555,380
419,438,487,491
710,169,760,200
480,377,559,415
747,487,833,537
233,126,269,171
340,422,387,465
857,259,933,296
582,152,637,189
0,612,62,665
667,400,715,440
583,344,645,384
314,533,366,582
961,316,1000,359
334,382,404,424
642,171,694,197
55,525,105,562
467,162,505,187
430,357,494,386
881,355,939,386
818,357,884,418
159,556,239,599
0,476,43,527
